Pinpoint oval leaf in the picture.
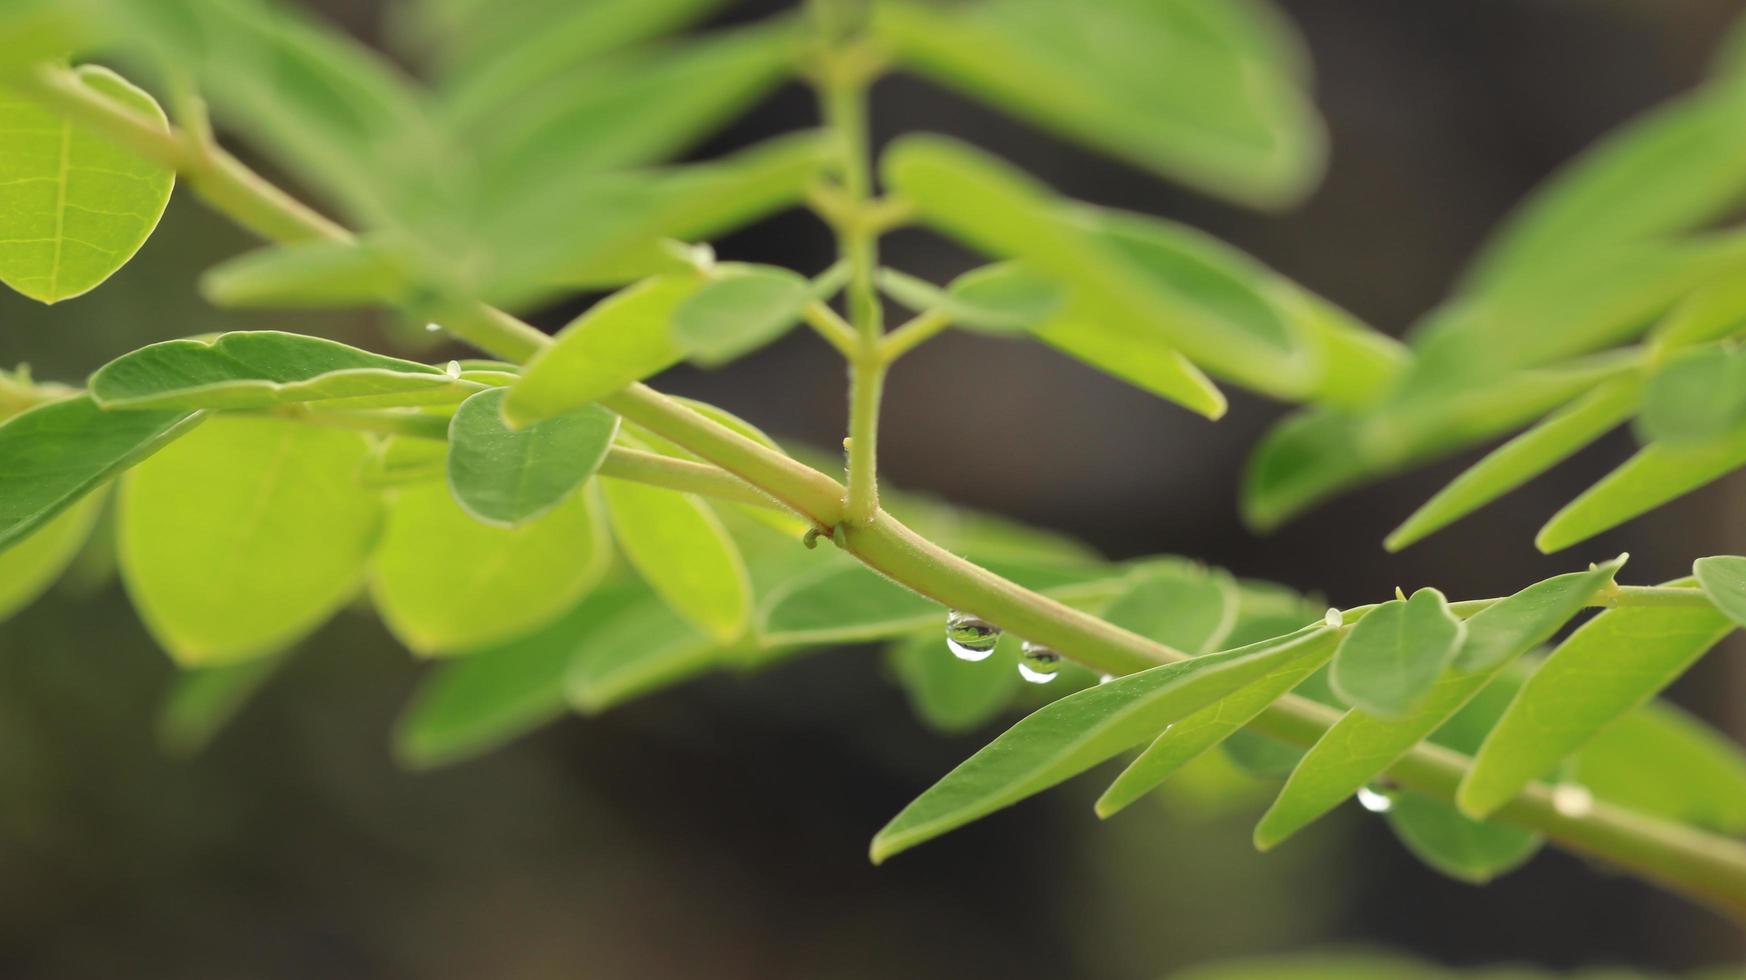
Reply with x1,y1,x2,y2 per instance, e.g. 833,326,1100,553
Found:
600,478,749,643
447,387,618,525
671,263,810,366
1329,587,1465,717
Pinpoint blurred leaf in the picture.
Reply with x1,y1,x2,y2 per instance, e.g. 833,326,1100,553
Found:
1536,425,1746,552
1693,555,1746,629
0,64,173,303
446,388,617,526
1463,76,1746,295
1328,588,1464,718
869,625,1335,863
1253,560,1622,849
1386,375,1643,551
0,489,102,621
505,273,703,424
394,582,645,768
1031,297,1226,419
118,415,379,665
1095,629,1335,817
888,629,1024,734
1384,789,1541,884
565,589,726,713
672,263,811,366
365,432,446,486
1100,559,1239,655
871,0,1325,208
199,238,411,308
0,394,197,552
1572,700,1746,834
1459,585,1733,819
1648,276,1746,351
371,481,610,655
90,330,472,411
600,478,749,643
1637,345,1746,445
156,651,287,755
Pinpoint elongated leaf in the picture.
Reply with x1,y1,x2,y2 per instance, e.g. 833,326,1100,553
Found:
1458,584,1734,818
418,0,723,85
1095,630,1337,817
157,652,287,755
882,136,1318,398
1386,376,1642,551
1329,588,1464,717
871,0,1324,208
200,238,410,308
1648,276,1746,350
672,263,810,366
566,590,725,712
446,388,617,525
889,630,1025,734
118,416,380,665
1032,301,1226,419
1253,560,1622,849
940,263,1066,333
0,394,198,552
0,490,102,620
1638,345,1746,445
1693,555,1746,629
394,582,644,768
1537,426,1746,552
600,478,749,643
371,481,610,654
0,64,174,303
505,273,703,424
1384,790,1541,884
90,330,472,411
869,626,1335,863
1572,701,1746,834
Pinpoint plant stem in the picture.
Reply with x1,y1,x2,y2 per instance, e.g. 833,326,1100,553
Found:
880,309,953,363
33,62,1746,922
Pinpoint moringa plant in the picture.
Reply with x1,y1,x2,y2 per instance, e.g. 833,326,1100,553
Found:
2,0,1746,925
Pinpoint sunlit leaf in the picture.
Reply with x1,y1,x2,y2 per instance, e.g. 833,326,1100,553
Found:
1328,588,1464,717
0,64,173,303
1536,426,1746,552
446,388,617,525
600,477,749,643
1458,583,1733,819
371,481,610,655
869,625,1334,863
118,415,380,665
0,489,102,621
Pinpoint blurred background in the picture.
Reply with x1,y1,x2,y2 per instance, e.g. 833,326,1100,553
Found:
3,0,1746,976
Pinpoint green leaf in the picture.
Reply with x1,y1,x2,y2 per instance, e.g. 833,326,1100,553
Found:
1253,560,1622,849
600,478,749,643
371,481,611,655
504,273,703,425
1648,276,1746,351
0,64,174,303
118,415,380,665
1383,790,1541,885
417,0,724,86
1536,425,1746,552
89,330,474,411
1572,701,1746,834
878,264,1064,335
1458,583,1734,819
393,582,645,769
671,263,811,366
0,394,198,552
881,136,1319,399
870,0,1324,208
199,238,411,308
1095,629,1336,817
1693,555,1746,628
446,388,617,526
1329,588,1464,717
888,629,1024,734
0,489,102,621
1638,345,1746,445
1099,559,1240,655
869,625,1335,864
563,598,728,714
1030,299,1226,419
1386,376,1643,551
156,652,288,755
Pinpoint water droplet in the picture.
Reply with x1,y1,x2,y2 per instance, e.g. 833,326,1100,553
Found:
444,359,462,379
1552,783,1594,818
1356,785,1394,813
944,610,1000,662
424,322,443,333
1323,607,1342,629
1017,641,1061,684
1097,673,1115,685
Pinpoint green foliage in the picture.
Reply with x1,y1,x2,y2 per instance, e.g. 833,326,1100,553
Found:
1328,588,1463,718
599,476,749,643
671,263,813,366
446,388,617,525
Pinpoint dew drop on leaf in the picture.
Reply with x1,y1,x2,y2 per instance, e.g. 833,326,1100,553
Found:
1017,640,1061,684
945,610,1000,662
1356,785,1394,813
1551,783,1594,818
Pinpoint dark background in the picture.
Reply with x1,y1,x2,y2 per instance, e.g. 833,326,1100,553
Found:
2,1,1745,976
